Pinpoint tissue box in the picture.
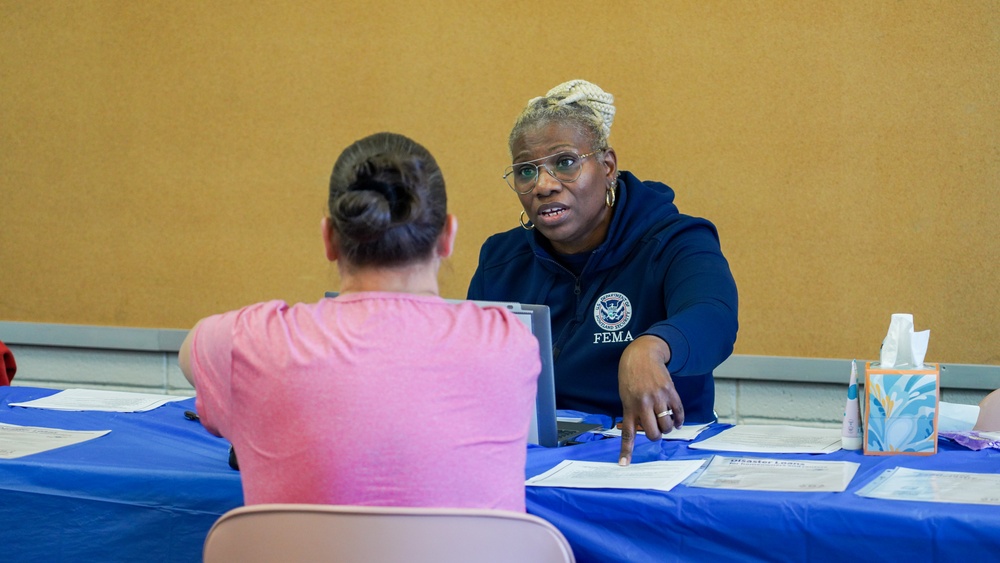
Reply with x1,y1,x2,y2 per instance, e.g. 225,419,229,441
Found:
863,361,939,455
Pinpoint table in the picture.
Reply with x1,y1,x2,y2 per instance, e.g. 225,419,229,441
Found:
0,386,242,562
526,423,1000,563
4,386,999,563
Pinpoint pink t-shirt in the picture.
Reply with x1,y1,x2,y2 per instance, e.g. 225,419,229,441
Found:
190,292,540,511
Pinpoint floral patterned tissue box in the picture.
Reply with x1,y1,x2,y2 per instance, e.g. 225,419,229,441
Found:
864,362,939,455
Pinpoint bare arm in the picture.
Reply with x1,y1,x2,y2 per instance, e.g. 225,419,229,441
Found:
177,321,202,388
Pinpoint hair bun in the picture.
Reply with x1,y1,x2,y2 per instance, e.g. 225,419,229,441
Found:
351,159,413,222
327,132,446,267
544,79,616,139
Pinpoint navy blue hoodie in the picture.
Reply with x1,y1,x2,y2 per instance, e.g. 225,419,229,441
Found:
468,171,738,422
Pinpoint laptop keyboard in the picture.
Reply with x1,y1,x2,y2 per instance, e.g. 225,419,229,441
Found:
556,421,602,444
557,427,582,441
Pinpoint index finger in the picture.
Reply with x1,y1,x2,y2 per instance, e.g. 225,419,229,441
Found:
618,417,637,466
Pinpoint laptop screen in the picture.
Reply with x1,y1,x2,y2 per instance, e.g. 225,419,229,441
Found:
472,301,559,448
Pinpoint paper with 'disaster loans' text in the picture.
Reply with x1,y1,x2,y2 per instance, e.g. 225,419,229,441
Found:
688,456,860,492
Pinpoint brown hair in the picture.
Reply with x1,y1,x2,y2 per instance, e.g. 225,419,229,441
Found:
328,132,446,267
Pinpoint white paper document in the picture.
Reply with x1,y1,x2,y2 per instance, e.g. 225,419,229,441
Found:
689,456,860,492
0,423,110,459
9,389,187,412
856,467,1000,506
526,459,706,492
600,423,712,441
689,425,842,454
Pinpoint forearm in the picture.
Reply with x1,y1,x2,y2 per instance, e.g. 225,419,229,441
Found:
645,299,737,375
650,228,738,374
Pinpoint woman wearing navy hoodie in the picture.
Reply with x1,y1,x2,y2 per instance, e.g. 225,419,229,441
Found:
468,80,739,465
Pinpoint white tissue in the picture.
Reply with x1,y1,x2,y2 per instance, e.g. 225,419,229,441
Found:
879,313,930,369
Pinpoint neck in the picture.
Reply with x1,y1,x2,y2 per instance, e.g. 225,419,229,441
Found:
337,259,441,297
550,205,614,255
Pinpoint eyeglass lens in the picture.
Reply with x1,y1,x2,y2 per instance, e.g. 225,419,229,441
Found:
505,152,588,194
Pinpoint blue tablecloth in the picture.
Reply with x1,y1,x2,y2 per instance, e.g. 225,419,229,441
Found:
525,423,1000,563
0,386,242,562
3,386,999,562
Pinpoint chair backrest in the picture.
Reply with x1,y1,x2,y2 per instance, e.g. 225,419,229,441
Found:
203,504,576,563
974,389,1000,431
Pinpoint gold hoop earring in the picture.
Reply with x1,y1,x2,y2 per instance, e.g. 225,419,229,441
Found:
605,184,617,208
519,210,534,230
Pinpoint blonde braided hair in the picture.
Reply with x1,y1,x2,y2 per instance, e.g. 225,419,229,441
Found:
509,79,616,155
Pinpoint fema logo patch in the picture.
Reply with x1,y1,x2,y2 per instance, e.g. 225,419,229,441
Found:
594,292,632,332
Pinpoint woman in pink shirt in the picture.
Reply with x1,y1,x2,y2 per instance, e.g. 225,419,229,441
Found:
179,132,540,511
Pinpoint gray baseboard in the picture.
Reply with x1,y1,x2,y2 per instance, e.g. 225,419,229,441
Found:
715,355,1000,391
2,320,998,391
1,321,187,352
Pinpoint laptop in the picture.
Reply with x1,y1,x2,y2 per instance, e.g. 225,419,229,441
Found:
475,300,602,447
323,292,600,447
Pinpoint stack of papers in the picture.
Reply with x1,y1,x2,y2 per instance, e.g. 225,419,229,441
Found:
525,456,860,493
9,389,188,413
0,423,110,459
688,456,859,492
600,423,712,441
856,467,1000,506
689,425,842,454
526,460,706,492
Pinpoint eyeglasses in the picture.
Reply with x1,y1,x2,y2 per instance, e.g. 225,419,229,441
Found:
502,149,605,194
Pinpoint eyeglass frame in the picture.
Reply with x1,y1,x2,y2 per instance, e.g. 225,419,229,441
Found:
502,148,606,195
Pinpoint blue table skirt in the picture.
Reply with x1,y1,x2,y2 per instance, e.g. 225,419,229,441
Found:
4,385,999,563
525,423,1000,563
0,386,242,563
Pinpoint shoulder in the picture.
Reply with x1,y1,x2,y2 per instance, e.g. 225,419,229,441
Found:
476,227,534,269
451,300,531,333
467,227,559,303
229,299,296,328
194,300,286,336
450,302,539,351
619,171,721,239
620,171,677,205
469,227,541,301
187,300,293,385
197,300,330,349
615,172,679,232
607,173,701,246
